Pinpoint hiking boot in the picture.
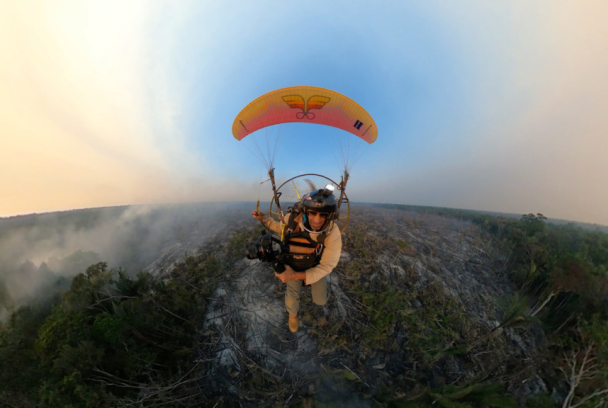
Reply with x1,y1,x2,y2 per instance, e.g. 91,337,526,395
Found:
288,314,299,332
317,306,329,326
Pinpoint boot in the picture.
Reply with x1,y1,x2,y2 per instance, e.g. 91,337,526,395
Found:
317,306,329,326
288,314,299,332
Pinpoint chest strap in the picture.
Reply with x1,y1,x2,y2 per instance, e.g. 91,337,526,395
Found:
282,213,329,245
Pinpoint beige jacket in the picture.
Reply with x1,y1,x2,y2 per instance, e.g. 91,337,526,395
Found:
265,213,342,285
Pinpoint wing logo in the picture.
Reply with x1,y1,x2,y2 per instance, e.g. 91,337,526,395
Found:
282,94,331,120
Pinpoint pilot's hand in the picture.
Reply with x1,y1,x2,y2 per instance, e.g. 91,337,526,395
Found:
275,265,296,283
251,211,266,222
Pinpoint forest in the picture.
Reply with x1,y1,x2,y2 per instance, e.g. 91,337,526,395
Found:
0,205,607,407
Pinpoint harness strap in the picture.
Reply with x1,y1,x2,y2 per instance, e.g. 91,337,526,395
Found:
280,211,331,273
282,212,329,244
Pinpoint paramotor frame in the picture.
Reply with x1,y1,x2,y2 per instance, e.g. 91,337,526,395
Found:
267,173,350,235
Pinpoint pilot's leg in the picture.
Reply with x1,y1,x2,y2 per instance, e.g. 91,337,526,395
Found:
311,276,328,306
285,279,303,332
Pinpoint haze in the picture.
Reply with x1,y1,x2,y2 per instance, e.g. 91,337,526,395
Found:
0,202,251,319
1,1,607,225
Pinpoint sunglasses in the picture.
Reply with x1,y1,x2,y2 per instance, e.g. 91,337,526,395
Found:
307,210,329,219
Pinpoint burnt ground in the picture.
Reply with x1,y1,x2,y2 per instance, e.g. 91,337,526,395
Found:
194,205,546,407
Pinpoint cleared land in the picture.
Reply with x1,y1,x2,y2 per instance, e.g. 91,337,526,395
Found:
197,205,542,406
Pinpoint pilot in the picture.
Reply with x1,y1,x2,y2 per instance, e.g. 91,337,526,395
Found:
252,186,342,332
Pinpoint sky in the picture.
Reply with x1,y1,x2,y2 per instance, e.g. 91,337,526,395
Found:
1,1,607,225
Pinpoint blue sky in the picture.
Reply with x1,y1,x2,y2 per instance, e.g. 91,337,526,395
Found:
1,1,607,225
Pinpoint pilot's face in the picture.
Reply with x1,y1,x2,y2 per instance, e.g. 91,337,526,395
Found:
307,210,328,231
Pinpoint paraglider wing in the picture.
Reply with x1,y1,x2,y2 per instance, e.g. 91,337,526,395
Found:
232,86,377,144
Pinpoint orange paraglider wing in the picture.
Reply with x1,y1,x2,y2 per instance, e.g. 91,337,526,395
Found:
232,86,377,144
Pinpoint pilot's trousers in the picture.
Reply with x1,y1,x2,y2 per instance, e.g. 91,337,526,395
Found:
285,276,328,315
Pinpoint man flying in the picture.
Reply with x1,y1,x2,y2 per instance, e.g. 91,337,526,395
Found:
251,187,342,332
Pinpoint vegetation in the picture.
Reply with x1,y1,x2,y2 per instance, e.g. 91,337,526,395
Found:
1,204,608,407
0,230,249,407
378,204,608,407
299,209,519,407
